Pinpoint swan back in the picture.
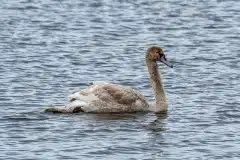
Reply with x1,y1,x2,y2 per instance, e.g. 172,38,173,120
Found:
67,83,149,113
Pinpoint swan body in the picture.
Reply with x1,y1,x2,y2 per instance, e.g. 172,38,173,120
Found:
58,83,149,113
44,46,172,113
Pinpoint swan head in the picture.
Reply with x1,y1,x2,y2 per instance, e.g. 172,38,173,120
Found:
146,46,173,68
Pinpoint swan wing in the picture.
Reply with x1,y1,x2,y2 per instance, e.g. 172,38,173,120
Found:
68,83,149,112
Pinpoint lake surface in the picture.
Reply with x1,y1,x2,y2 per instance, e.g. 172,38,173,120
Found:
0,0,239,159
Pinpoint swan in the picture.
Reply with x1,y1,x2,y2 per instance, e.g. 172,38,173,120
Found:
44,46,173,113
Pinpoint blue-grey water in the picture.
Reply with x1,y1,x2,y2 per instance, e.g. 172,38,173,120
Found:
0,0,239,159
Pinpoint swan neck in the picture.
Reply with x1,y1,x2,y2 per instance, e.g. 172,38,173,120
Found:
146,60,168,112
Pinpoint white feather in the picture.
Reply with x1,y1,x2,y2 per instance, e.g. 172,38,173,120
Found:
67,100,87,108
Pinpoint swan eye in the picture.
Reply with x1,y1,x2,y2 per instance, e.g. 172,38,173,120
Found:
158,52,163,58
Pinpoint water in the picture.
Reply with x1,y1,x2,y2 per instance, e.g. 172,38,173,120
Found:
0,0,239,159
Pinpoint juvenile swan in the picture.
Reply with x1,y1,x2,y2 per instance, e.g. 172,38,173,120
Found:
44,46,173,113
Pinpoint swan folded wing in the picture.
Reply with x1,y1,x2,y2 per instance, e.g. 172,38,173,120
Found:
101,85,139,104
67,84,129,103
89,84,149,112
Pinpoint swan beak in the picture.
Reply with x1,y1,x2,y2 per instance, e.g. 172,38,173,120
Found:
160,56,173,68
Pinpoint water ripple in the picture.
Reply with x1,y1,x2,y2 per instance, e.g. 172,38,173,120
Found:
0,0,240,159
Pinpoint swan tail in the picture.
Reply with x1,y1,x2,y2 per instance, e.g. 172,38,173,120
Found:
44,106,84,113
